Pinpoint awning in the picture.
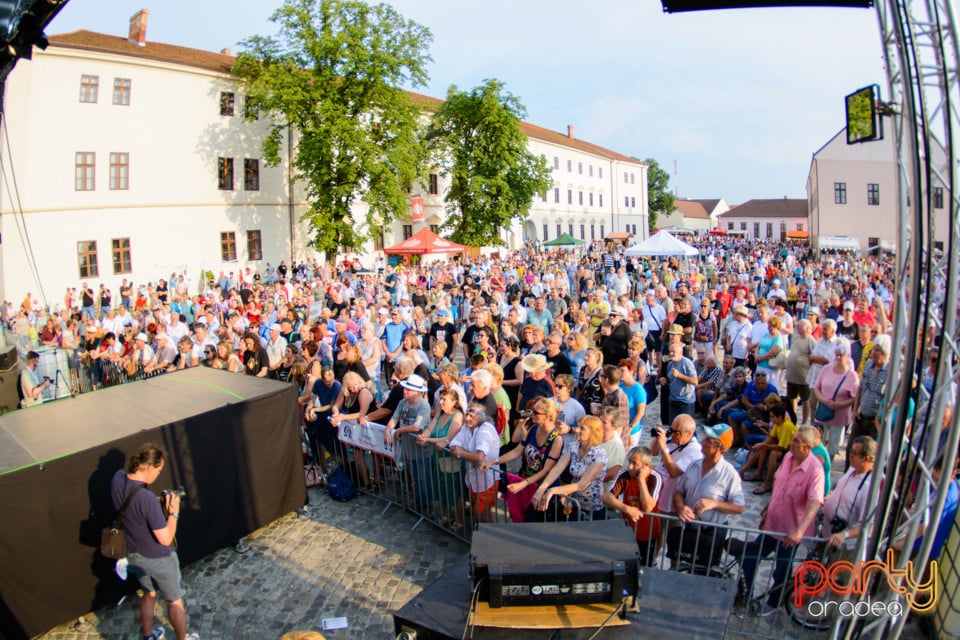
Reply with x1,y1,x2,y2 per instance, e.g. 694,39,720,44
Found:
818,235,860,251
383,227,469,255
786,229,809,239
708,227,726,235
605,232,633,240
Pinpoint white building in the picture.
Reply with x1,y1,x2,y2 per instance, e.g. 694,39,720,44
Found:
717,198,808,241
806,127,950,253
0,14,648,307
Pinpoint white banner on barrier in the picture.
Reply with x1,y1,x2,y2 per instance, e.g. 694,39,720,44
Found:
337,420,396,461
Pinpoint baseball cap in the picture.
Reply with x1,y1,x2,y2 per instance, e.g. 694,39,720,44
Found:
701,423,733,450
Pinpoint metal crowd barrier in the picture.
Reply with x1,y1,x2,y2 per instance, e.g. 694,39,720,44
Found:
318,423,924,640
328,423,585,537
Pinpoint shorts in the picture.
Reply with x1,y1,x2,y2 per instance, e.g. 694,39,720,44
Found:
786,382,810,403
471,485,498,515
128,551,185,602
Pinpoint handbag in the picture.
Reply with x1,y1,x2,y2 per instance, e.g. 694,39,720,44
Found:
304,464,324,487
768,348,788,369
438,455,461,474
815,372,849,423
505,472,539,523
100,483,146,559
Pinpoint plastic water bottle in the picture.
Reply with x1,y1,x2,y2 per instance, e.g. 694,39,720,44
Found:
735,447,748,469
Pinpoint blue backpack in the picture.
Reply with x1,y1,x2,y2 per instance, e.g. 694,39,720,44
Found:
327,468,358,502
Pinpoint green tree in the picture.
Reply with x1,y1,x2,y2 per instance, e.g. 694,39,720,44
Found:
232,0,433,258
644,157,674,233
426,79,552,247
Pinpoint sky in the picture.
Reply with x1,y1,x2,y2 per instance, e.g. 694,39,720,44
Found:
48,0,885,205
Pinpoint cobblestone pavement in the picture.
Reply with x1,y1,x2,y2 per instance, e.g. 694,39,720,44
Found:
37,494,467,639
35,397,928,640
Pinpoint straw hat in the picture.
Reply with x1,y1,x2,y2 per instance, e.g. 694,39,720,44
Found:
521,353,553,373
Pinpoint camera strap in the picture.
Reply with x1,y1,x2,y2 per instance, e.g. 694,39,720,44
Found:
839,470,871,522
113,481,146,529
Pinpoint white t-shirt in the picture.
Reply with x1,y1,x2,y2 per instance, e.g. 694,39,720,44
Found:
655,438,704,514
450,422,499,492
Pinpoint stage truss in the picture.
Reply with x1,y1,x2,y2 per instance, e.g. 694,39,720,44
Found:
841,0,960,638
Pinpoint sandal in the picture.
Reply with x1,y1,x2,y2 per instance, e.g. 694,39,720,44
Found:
753,484,771,495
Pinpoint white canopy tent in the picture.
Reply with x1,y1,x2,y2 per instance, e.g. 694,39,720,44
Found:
624,230,700,257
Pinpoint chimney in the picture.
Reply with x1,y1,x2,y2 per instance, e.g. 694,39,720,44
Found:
567,124,575,140
220,47,232,56
128,9,148,47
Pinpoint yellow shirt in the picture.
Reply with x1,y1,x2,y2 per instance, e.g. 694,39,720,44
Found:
587,300,609,327
771,417,798,449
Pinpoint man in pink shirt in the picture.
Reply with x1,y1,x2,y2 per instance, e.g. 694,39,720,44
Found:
729,425,824,616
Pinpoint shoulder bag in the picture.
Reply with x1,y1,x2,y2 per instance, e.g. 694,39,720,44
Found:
768,336,789,369
100,482,146,559
815,372,849,423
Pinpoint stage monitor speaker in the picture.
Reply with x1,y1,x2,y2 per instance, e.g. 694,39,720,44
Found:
0,365,21,414
0,345,16,370
470,520,639,608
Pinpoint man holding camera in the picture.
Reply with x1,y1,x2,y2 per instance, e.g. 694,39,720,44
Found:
19,350,52,407
111,443,199,640
823,436,876,551
651,414,703,518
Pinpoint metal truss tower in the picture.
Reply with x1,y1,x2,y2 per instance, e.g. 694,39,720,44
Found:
838,0,960,637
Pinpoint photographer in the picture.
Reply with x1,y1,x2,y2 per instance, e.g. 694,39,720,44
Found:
823,435,875,551
111,443,199,640
650,414,702,518
19,350,52,407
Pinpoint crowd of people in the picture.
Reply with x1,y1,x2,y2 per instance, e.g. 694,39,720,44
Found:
4,234,957,626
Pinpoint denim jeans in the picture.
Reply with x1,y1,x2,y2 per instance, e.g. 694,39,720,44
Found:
729,534,800,605
668,400,695,425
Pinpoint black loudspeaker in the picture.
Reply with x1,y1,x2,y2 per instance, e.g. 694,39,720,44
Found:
0,345,16,370
0,365,21,414
470,520,639,608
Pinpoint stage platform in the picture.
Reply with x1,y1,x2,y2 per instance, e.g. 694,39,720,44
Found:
394,555,736,639
0,368,306,639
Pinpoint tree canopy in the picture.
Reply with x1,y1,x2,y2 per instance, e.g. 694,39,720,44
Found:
425,79,552,247
232,0,433,257
645,157,674,233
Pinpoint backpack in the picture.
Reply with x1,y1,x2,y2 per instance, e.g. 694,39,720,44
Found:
327,468,359,502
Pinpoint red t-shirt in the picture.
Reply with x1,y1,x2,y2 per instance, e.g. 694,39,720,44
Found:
609,472,662,541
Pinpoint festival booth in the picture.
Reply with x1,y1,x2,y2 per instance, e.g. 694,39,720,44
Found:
816,235,861,255
383,227,469,264
543,232,586,250
623,230,700,258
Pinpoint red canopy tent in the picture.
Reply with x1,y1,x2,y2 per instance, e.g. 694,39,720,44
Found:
709,227,727,235
383,227,469,255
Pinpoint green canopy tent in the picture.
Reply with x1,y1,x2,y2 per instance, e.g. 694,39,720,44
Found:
543,232,586,247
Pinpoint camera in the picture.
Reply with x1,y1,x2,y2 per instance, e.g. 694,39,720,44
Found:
42,376,53,383
518,409,533,419
161,486,187,499
650,425,663,438
830,516,848,534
